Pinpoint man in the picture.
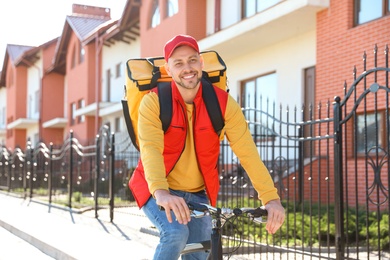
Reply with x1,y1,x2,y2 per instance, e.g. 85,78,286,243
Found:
129,34,285,260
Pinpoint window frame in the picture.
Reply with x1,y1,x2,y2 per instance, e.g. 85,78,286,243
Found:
34,90,40,114
151,0,160,28
240,72,278,143
71,44,76,69
354,110,389,156
70,102,76,126
115,63,121,78
166,0,178,18
79,42,85,64
242,0,282,19
78,99,85,123
354,0,390,26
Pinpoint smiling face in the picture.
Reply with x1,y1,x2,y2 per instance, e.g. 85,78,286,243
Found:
165,45,204,91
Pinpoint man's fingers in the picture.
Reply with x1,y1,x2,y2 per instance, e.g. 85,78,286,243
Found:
160,196,191,225
165,208,173,223
265,211,285,234
172,200,191,224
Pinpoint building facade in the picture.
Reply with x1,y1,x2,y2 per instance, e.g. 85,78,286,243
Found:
0,0,389,153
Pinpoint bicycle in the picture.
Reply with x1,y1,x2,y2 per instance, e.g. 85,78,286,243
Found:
180,201,268,260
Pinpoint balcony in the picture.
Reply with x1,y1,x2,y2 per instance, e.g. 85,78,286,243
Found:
98,102,122,117
7,118,38,129
74,102,114,117
42,118,68,128
200,0,329,60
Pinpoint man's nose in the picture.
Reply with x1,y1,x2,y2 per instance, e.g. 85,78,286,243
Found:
182,62,192,71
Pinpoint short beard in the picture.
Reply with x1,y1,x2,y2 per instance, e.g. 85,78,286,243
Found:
176,74,202,90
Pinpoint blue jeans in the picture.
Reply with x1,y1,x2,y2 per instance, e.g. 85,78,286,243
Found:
142,189,212,260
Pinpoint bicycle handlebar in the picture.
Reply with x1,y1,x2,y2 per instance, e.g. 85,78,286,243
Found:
187,202,268,224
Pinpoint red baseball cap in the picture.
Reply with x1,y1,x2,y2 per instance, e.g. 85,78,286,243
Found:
164,34,199,61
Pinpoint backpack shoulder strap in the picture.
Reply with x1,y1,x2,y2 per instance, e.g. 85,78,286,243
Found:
157,76,224,135
201,75,225,135
157,82,172,132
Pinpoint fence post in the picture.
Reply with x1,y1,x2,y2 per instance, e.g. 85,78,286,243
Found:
30,144,34,199
94,134,100,218
25,140,31,199
298,125,304,204
48,143,53,204
109,131,115,222
333,96,345,260
7,150,11,192
68,131,73,208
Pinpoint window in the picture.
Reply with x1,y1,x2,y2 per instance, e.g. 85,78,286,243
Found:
240,73,277,140
115,63,121,78
79,43,85,64
35,90,40,113
34,133,39,146
106,69,111,102
241,72,277,108
71,45,76,69
1,107,5,125
354,0,390,25
355,111,388,154
70,102,76,125
28,95,32,118
217,0,282,31
78,99,85,123
243,0,281,18
115,117,121,132
151,0,160,28
167,0,178,17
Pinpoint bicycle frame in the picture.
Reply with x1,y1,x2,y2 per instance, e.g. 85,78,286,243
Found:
181,202,267,260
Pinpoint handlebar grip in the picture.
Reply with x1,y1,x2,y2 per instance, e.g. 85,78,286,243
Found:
249,207,268,218
187,202,208,212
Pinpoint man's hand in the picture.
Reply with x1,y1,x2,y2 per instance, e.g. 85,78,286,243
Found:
154,189,191,224
264,199,285,234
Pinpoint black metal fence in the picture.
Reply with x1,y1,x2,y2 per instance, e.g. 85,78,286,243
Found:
1,45,390,260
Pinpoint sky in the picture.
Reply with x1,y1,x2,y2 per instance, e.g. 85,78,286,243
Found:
0,0,128,63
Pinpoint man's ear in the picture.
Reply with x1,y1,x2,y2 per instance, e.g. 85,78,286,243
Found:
164,63,172,76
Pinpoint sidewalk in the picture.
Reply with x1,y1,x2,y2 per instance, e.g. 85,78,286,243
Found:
4,191,385,260
0,191,159,260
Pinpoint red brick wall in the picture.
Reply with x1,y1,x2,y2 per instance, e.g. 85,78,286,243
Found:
314,0,390,210
72,4,111,18
316,1,390,106
282,157,333,204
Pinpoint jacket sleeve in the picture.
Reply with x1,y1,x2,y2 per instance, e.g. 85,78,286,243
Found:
223,95,280,205
138,92,170,195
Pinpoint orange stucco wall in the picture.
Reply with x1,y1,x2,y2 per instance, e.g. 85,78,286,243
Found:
40,41,65,145
140,0,207,57
6,58,28,149
63,32,99,143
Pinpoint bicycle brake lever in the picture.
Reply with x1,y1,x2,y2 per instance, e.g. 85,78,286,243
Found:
190,210,209,218
252,216,267,224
